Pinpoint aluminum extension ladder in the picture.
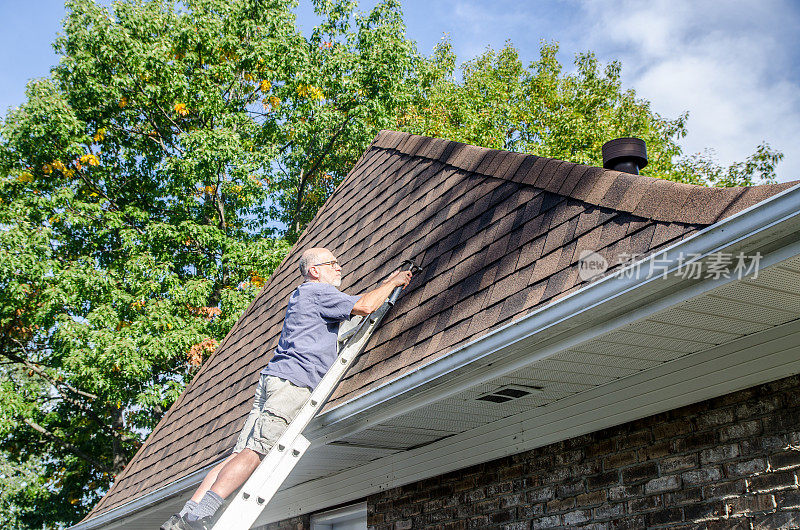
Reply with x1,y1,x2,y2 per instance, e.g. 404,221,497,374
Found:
212,260,421,530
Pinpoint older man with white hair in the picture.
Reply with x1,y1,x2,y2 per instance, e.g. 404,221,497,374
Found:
163,248,413,530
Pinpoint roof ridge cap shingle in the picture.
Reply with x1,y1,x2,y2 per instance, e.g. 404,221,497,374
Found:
379,131,799,225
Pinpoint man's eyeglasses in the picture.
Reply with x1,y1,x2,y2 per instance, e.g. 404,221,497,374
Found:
313,260,339,268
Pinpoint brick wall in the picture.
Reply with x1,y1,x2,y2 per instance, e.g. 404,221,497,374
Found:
257,514,309,530
366,374,800,529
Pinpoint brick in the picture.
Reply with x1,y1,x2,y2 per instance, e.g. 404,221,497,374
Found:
700,444,740,464
735,396,783,420
604,450,637,469
576,490,606,507
683,501,726,522
585,439,614,460
555,449,584,466
748,470,798,492
424,498,443,512
621,462,658,484
608,484,643,501
627,495,663,512
720,419,763,442
394,520,412,530
703,480,746,499
660,454,698,474
681,466,723,485
500,522,529,530
652,420,693,440
587,470,619,490
473,498,500,514
426,508,456,523
665,487,703,506
752,510,800,529
674,432,716,452
517,503,545,519
725,457,768,477
696,408,735,429
726,494,776,515
608,515,646,529
500,463,526,481
706,517,752,530
465,488,486,502
776,490,800,509
556,480,584,498
645,507,683,526
467,515,489,528
738,438,770,457
640,441,672,461
760,435,790,452
527,487,555,503
616,429,653,450
594,503,625,520
645,474,681,494
771,450,800,470
531,515,561,529
489,509,516,524
580,523,610,530
546,496,575,512
562,509,592,526
500,493,526,508
487,481,513,496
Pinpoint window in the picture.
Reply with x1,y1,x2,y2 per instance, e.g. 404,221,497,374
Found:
310,502,367,530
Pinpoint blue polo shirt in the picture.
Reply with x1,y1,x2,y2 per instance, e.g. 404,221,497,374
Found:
262,282,361,390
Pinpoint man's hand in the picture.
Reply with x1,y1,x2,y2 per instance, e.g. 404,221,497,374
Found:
383,270,413,289
352,269,414,316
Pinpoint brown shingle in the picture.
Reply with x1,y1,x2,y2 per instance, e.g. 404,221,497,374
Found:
681,186,737,224
509,154,539,184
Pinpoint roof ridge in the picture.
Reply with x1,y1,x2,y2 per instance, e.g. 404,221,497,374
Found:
374,130,799,225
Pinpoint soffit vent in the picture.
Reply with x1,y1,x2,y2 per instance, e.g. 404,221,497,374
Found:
476,384,543,403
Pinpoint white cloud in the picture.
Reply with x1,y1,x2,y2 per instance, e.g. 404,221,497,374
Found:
577,0,800,182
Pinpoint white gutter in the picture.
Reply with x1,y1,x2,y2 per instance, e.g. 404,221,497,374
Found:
71,182,800,529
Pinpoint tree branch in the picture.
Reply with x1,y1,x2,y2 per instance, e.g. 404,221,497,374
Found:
4,341,97,401
23,418,113,474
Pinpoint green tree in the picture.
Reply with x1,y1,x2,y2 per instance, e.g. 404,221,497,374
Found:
0,0,415,525
401,40,783,186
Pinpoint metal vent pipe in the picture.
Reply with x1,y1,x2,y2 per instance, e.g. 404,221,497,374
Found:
602,137,648,175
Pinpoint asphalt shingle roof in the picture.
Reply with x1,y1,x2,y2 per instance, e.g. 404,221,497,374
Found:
85,130,798,520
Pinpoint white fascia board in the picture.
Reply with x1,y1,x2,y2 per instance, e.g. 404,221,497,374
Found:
70,182,800,530
307,183,800,443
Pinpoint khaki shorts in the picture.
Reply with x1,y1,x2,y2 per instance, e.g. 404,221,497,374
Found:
233,375,311,455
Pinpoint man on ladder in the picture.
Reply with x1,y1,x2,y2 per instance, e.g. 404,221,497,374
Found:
161,247,413,530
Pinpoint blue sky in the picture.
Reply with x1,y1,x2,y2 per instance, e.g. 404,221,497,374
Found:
2,0,799,182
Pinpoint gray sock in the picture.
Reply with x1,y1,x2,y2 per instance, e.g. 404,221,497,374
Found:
178,500,197,517
185,491,224,521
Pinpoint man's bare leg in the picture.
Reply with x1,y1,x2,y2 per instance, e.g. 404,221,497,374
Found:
190,454,235,503
208,448,262,499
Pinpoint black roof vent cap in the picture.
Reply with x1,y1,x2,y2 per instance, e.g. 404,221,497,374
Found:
602,137,648,175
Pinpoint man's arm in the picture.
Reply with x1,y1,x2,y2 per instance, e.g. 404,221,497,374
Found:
351,270,413,316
